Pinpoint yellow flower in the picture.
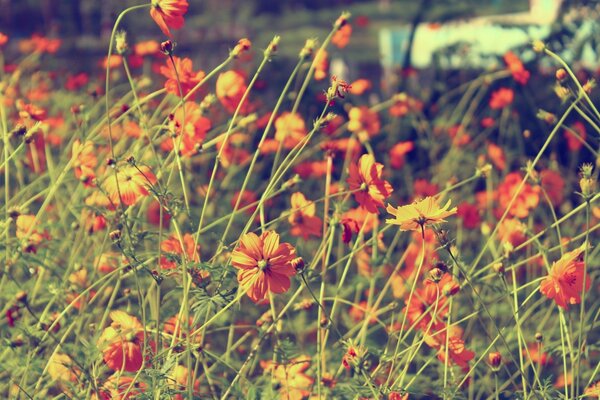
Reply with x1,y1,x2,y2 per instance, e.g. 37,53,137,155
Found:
386,196,457,231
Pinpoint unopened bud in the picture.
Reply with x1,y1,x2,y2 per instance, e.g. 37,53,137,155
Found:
488,351,502,371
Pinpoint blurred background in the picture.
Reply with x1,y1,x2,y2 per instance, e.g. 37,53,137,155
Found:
2,0,599,93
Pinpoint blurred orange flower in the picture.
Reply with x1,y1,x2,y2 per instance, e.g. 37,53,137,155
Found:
160,233,200,270
496,172,540,219
489,88,514,109
275,112,307,149
289,192,322,239
389,141,414,170
160,56,205,99
332,24,352,48
504,51,530,85
260,356,313,400
313,49,329,81
348,106,380,141
216,70,248,113
150,0,189,38
72,140,97,187
231,231,297,303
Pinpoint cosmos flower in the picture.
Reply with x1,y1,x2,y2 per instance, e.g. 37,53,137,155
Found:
103,165,157,207
150,0,189,38
540,244,591,310
231,231,297,303
98,311,149,372
288,192,322,239
386,196,457,232
347,154,393,214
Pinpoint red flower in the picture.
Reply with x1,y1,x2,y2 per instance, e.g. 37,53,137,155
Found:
504,51,530,85
159,57,205,99
489,88,514,109
564,121,586,152
347,154,393,214
457,202,481,230
150,0,189,38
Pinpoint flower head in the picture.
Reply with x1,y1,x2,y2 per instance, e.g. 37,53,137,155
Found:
386,197,457,232
231,231,297,303
288,192,322,239
540,244,591,310
347,154,393,214
150,0,189,38
98,311,148,372
103,165,157,206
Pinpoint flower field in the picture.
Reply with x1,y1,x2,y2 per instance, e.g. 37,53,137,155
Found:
0,1,599,399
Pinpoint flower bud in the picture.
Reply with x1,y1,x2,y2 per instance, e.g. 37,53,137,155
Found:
532,40,546,53
115,31,128,55
488,351,502,371
231,38,251,57
556,68,567,81
535,332,543,343
160,40,175,55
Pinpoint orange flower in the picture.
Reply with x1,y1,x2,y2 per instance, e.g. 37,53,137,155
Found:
103,165,157,207
97,374,146,400
496,172,540,219
293,160,331,179
170,365,200,400
102,54,123,69
457,202,481,230
98,311,148,372
347,154,393,214
72,140,97,186
504,51,530,85
289,192,322,239
150,0,189,38
274,112,307,149
540,244,591,310
348,106,381,141
584,381,600,398
349,78,372,95
426,326,475,371
231,231,297,303
386,196,457,232
16,214,50,253
487,142,506,171
48,353,78,384
389,141,414,169
540,168,565,206
160,233,200,270
134,40,160,56
564,121,586,152
260,356,313,400
159,57,205,99
18,34,61,54
332,24,352,48
0,32,7,47
216,70,248,114
489,88,514,109
160,101,211,157
403,273,455,331
313,49,329,81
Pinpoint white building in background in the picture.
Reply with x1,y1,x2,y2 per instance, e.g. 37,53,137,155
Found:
380,0,563,69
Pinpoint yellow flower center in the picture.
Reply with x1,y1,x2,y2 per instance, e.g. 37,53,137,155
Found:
258,259,268,271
